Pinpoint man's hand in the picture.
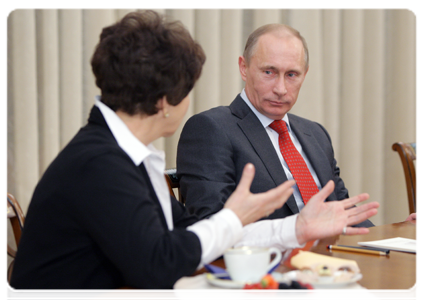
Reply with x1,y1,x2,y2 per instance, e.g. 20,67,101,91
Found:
224,163,295,226
295,181,379,245
405,213,416,222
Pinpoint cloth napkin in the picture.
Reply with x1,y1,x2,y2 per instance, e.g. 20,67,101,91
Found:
173,274,380,300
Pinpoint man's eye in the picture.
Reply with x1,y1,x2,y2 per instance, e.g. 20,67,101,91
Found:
265,70,272,75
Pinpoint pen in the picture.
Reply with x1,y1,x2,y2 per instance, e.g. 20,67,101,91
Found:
327,245,390,256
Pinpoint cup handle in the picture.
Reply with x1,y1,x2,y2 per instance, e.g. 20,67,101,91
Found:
267,247,282,274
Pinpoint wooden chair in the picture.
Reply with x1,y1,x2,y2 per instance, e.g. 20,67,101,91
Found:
392,142,416,214
165,169,185,204
7,193,25,282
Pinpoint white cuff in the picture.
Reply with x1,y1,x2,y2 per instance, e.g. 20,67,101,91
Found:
187,208,243,268
234,214,302,255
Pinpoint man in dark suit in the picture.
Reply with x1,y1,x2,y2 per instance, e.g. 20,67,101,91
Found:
177,23,373,227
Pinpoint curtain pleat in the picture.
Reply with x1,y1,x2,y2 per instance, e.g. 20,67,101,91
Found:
194,10,221,113
8,10,39,212
340,10,365,201
361,10,386,226
35,9,60,173
7,9,416,225
289,10,325,124
164,9,196,167
220,10,243,106
58,10,83,148
321,10,341,154
253,9,281,28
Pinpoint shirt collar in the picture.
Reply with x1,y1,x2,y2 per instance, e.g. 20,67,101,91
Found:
95,96,164,166
240,89,291,132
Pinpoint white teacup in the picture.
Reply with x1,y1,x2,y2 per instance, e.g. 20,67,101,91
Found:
223,246,282,282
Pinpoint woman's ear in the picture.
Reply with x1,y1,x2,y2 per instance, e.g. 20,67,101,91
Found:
156,96,170,118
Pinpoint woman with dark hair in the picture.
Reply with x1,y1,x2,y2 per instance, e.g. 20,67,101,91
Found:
10,11,378,289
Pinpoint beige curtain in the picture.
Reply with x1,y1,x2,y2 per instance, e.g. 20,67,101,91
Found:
7,9,416,227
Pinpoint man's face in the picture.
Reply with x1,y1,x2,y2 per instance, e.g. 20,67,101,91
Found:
239,32,308,120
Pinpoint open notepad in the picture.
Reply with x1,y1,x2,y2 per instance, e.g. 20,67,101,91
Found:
358,237,416,253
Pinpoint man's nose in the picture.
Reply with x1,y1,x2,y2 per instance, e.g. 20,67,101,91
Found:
273,77,287,96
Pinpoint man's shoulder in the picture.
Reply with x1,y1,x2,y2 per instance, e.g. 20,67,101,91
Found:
186,105,233,128
288,113,326,130
287,113,317,125
288,113,332,142
196,105,231,118
188,95,250,123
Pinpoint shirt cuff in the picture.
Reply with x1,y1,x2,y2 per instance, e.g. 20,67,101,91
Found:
234,214,303,254
187,208,243,269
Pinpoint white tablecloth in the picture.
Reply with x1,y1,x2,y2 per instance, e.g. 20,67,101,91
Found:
173,274,380,300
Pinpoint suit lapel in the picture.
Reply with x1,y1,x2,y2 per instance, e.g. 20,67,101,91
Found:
288,115,335,200
230,96,300,214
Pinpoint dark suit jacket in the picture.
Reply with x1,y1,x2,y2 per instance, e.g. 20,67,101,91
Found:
177,95,373,227
10,106,202,289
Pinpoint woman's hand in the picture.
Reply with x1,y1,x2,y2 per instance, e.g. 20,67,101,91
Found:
224,163,295,226
295,181,379,245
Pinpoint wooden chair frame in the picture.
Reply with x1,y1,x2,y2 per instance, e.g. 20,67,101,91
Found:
392,142,416,214
165,169,184,204
7,193,25,282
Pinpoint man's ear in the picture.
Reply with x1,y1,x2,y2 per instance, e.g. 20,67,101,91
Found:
239,56,248,81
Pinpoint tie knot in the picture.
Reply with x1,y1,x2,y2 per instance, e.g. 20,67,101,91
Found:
269,120,288,135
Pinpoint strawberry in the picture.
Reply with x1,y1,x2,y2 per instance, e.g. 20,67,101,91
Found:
261,274,278,289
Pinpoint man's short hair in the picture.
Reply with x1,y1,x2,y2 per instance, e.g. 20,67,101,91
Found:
91,10,206,115
243,24,309,70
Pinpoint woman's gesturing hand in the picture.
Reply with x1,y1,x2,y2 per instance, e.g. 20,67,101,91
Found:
224,163,295,226
295,180,379,245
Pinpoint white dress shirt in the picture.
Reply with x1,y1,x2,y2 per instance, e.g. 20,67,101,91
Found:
240,89,322,211
96,96,301,268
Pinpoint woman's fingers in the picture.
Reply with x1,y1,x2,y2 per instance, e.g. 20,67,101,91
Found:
348,201,380,216
225,163,295,226
344,227,370,236
235,163,256,193
342,193,370,209
346,207,379,227
262,180,295,212
252,180,294,218
307,180,335,205
266,179,295,200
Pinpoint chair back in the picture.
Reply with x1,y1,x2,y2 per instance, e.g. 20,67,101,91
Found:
392,142,416,214
165,169,185,204
7,193,25,282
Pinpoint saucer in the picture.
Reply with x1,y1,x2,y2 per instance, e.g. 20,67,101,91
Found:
205,273,253,288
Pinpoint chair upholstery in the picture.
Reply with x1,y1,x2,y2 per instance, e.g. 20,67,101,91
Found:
165,169,185,204
392,142,416,214
7,193,25,282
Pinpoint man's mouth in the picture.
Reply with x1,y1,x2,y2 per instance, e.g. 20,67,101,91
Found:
268,100,288,106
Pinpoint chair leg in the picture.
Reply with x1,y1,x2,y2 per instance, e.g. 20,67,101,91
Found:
7,260,14,283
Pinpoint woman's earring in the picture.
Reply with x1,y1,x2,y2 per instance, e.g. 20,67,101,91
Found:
164,112,170,118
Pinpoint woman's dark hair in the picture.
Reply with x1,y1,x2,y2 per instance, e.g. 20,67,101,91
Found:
91,10,206,115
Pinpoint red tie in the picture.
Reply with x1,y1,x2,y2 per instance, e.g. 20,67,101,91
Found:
269,120,319,205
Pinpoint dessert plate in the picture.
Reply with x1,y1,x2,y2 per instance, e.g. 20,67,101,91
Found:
206,273,246,288
272,270,362,288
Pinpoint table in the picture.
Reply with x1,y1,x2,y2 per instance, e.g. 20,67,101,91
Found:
198,221,416,289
